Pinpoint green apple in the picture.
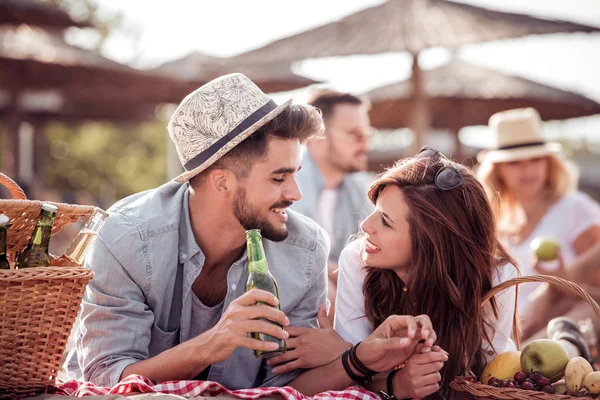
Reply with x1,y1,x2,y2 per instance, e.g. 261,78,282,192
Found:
521,339,570,381
553,383,568,394
530,236,560,262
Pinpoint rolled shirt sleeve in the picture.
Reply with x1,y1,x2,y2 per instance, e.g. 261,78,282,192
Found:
72,216,154,387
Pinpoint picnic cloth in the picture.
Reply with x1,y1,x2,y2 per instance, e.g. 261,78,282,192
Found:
26,374,380,399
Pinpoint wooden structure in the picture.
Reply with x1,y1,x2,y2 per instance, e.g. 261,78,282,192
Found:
0,0,203,181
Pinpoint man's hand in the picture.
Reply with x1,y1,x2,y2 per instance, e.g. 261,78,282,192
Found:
356,314,436,373
197,289,290,366
267,304,351,374
391,345,447,399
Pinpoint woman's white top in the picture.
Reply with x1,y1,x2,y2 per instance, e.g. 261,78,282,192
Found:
334,238,517,362
505,192,600,314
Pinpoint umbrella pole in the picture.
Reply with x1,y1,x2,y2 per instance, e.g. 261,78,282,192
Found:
5,87,21,179
409,52,430,153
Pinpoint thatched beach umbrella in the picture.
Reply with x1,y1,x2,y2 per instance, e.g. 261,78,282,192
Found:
153,51,320,94
366,60,600,129
233,0,600,148
0,0,91,29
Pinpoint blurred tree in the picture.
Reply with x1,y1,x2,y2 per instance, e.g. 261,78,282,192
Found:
44,119,168,208
38,0,140,56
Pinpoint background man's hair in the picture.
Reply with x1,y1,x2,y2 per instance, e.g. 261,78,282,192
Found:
307,89,370,120
190,104,323,185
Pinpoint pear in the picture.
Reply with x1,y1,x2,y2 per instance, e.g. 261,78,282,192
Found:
565,357,593,392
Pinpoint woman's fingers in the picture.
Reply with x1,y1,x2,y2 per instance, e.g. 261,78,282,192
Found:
272,359,303,374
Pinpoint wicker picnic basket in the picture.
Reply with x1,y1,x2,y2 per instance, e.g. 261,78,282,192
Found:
450,274,600,400
0,173,96,397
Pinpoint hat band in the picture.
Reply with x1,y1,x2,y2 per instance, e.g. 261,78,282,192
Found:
184,99,278,172
498,141,545,150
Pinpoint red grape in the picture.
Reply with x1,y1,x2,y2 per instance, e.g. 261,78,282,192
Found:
521,382,535,390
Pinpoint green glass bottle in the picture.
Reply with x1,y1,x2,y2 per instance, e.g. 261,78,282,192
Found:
0,214,10,270
245,229,286,359
15,203,58,269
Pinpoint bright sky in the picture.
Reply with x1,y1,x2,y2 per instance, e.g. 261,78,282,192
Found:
86,0,600,147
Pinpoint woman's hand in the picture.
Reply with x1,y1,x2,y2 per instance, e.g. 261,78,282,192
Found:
356,314,437,373
391,345,447,399
268,304,351,374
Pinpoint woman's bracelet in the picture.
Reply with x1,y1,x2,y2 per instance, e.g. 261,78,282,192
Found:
341,345,374,384
349,341,378,377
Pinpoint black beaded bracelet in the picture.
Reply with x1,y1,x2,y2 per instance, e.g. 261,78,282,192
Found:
341,347,374,384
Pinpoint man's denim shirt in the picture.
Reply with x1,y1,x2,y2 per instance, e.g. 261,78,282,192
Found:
66,181,329,389
291,152,373,263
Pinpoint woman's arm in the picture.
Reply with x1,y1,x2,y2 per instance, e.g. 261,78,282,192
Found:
568,227,600,281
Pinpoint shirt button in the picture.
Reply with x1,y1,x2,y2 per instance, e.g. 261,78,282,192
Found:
231,284,237,291
181,253,187,259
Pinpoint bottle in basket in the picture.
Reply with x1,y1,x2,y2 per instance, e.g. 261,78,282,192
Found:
0,214,10,270
15,203,58,269
245,229,286,359
54,207,109,266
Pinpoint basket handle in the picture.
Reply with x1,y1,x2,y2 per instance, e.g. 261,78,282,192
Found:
0,172,27,200
482,274,600,350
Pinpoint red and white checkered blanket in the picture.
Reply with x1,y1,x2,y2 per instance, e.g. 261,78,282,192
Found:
54,374,380,399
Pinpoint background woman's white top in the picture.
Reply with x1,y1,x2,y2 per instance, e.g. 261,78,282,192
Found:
334,238,517,362
506,191,600,315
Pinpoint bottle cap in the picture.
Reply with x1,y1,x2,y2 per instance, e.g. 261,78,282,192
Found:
0,214,9,226
41,203,58,213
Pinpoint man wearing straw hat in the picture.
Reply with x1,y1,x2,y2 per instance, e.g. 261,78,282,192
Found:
66,73,437,395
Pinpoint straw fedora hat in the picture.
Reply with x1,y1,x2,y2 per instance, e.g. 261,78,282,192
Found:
477,107,562,164
168,73,292,182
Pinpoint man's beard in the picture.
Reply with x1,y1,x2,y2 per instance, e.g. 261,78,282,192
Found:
233,186,291,242
328,143,367,174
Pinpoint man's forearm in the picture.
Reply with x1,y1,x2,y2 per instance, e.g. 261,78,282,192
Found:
288,356,354,395
120,339,211,383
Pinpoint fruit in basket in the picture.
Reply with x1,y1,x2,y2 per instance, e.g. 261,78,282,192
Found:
582,371,600,394
480,351,522,384
566,357,594,392
520,339,570,381
554,383,568,394
530,236,560,261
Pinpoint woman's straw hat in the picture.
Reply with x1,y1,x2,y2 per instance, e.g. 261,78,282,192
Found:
168,73,291,182
477,107,562,164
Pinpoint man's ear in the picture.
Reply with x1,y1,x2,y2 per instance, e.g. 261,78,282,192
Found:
209,168,237,196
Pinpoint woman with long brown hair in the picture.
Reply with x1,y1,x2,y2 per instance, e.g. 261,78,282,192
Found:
268,147,519,398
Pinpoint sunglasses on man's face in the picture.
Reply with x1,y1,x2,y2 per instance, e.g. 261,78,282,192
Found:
414,146,465,191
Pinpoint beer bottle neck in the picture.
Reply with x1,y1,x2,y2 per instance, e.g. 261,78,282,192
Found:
29,213,54,250
247,238,269,274
0,226,7,256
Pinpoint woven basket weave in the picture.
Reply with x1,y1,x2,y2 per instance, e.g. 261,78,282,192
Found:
0,173,96,398
450,275,600,400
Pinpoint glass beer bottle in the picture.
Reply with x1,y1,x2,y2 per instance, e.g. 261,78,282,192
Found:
0,214,10,270
245,229,286,359
15,203,58,269
54,207,109,266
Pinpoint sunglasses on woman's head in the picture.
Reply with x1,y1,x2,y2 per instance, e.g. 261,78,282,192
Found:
414,146,465,191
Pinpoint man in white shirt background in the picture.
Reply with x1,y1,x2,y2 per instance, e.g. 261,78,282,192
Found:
291,90,374,322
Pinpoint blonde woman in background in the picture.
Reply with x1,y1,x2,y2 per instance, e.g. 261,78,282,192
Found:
477,108,600,362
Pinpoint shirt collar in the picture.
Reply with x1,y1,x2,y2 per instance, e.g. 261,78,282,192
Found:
179,186,203,264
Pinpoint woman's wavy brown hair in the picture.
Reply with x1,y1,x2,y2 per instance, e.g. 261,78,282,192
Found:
362,156,518,395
